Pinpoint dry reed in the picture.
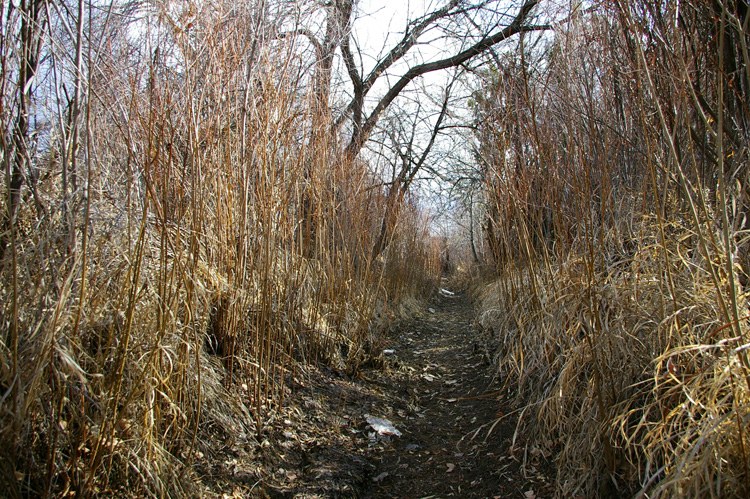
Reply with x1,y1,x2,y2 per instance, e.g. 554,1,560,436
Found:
473,2,750,497
0,1,440,496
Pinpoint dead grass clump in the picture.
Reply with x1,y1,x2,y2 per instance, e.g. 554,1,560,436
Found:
478,212,750,497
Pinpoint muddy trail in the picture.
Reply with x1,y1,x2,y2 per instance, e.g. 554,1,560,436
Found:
200,290,553,498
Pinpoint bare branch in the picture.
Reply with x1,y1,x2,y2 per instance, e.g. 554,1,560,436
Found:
345,0,549,159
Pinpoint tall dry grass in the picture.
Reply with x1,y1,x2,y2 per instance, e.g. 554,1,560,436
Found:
0,2,440,496
473,2,750,497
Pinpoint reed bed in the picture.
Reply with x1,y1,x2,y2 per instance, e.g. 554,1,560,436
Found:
0,2,440,496
472,1,750,497
477,211,750,497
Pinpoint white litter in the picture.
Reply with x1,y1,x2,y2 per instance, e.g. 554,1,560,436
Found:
383,349,395,355
373,472,389,482
428,307,436,314
440,288,455,296
364,414,402,437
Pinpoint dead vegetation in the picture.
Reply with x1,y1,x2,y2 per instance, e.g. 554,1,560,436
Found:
0,2,442,497
4,0,748,497
472,2,750,497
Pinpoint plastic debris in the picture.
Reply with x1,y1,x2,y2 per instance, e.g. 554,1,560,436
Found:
364,414,402,437
383,349,395,355
440,288,455,296
428,307,436,314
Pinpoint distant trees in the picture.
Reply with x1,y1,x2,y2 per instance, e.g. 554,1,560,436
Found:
330,0,547,258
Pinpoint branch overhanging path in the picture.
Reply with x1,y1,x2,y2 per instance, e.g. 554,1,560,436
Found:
337,0,551,160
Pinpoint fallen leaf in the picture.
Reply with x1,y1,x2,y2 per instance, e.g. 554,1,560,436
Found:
222,488,243,499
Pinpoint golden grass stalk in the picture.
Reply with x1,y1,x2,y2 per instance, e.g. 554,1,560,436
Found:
473,2,750,496
0,2,441,496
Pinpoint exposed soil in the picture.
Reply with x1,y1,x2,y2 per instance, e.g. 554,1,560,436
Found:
197,289,553,498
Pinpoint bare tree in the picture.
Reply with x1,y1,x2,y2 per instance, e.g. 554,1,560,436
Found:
315,0,549,257
338,0,548,160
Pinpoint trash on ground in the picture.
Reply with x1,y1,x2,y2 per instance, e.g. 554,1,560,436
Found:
383,349,395,355
428,308,436,314
365,414,402,437
440,288,455,296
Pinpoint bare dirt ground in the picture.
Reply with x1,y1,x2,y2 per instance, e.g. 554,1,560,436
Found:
197,289,553,498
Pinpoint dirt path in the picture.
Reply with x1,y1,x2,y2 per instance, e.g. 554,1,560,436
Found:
198,290,553,498
360,290,551,499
